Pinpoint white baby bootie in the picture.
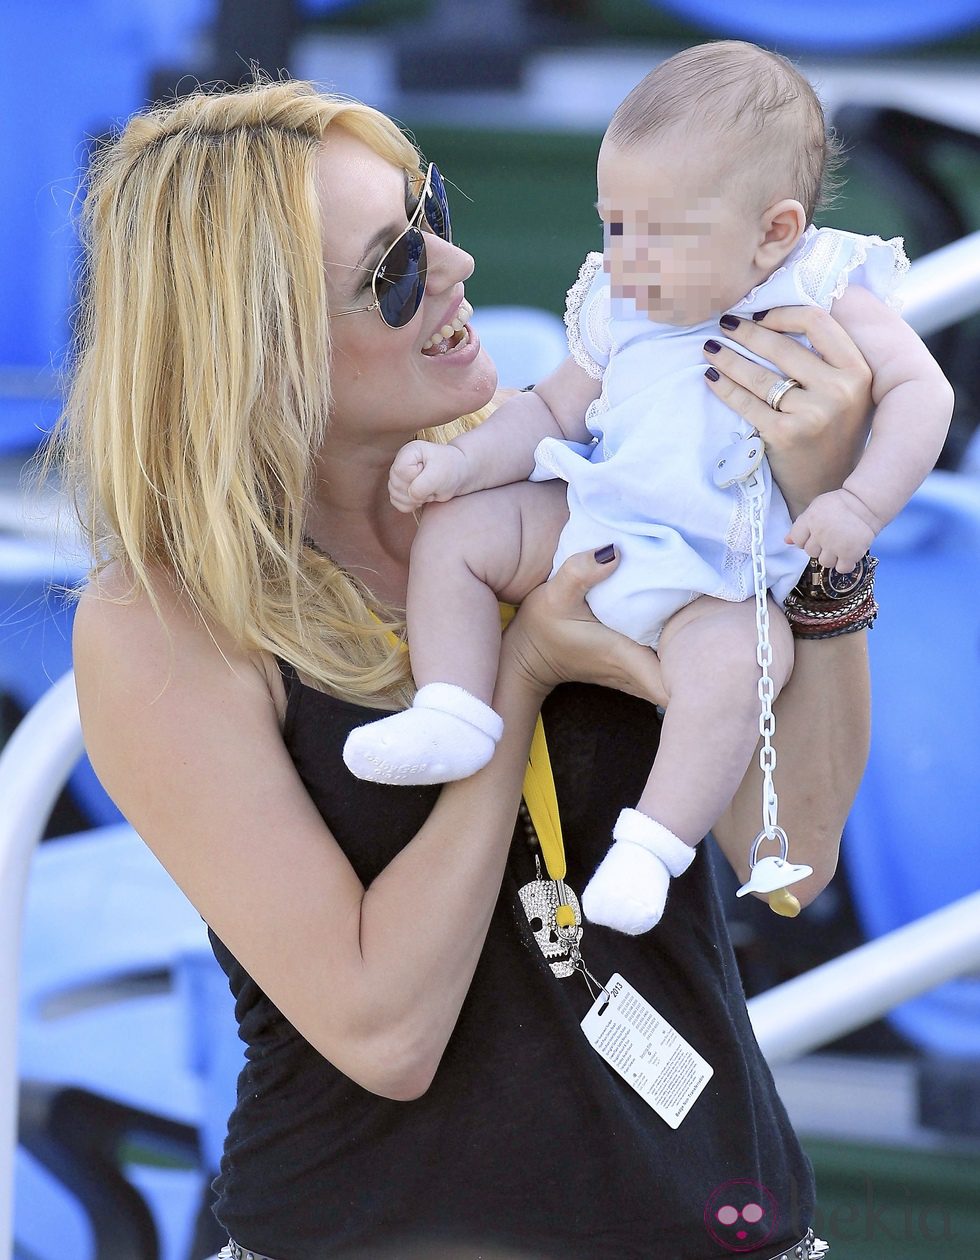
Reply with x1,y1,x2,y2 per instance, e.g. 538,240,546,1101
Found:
342,683,504,786
582,808,696,935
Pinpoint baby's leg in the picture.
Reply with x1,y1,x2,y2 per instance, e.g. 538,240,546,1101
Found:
407,480,570,698
640,595,794,840
343,481,568,785
583,595,794,934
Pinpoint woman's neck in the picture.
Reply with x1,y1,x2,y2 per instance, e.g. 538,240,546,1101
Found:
305,439,417,610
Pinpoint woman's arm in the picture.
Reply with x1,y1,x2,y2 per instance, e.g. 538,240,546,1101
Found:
712,631,871,904
73,571,540,1101
73,551,661,1102
703,306,875,903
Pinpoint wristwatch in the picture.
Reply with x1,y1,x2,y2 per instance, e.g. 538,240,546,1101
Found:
794,552,876,600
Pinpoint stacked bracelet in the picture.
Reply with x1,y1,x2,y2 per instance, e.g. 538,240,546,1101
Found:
783,553,878,640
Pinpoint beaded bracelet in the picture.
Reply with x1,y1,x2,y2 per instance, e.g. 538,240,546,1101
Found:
783,553,878,640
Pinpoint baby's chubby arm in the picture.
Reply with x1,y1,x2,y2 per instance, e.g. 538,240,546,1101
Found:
787,285,953,571
388,356,600,512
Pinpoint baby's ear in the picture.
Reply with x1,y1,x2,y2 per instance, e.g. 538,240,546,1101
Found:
755,199,806,270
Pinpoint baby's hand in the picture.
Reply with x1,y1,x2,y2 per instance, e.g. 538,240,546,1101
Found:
388,441,469,513
786,488,884,573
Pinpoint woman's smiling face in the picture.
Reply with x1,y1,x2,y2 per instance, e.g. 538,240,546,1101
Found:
316,131,497,445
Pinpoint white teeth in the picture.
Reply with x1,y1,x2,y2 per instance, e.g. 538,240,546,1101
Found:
422,299,472,350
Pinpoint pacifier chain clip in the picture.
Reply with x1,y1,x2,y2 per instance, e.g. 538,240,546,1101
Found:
713,431,813,917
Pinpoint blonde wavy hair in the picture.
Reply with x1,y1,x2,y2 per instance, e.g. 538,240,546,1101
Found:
54,79,489,708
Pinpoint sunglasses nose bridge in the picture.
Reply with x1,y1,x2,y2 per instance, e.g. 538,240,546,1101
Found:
413,224,470,283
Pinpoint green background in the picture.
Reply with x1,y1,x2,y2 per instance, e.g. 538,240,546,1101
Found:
403,121,980,315
402,116,980,472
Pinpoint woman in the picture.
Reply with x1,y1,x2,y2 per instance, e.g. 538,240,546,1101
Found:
65,80,872,1259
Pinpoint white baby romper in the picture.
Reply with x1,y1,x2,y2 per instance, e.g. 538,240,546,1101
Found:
532,226,909,647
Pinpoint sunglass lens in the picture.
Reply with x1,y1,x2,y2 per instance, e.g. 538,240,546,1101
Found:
376,228,427,328
424,165,452,244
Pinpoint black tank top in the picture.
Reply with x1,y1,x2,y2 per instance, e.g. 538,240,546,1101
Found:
210,673,815,1259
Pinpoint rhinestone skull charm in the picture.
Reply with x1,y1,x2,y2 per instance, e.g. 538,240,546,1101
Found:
517,879,583,978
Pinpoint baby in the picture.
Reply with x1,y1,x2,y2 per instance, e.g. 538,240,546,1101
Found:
343,41,953,934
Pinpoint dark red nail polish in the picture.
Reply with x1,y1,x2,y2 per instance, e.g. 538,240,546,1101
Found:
752,309,770,322
719,314,739,331
594,544,616,564
704,366,720,382
703,339,722,354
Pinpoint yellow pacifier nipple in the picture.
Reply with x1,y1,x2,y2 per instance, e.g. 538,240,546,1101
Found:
767,887,802,917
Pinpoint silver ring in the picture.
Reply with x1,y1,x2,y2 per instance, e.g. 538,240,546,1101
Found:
766,376,801,412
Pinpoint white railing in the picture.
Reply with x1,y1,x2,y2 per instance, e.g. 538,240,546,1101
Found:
0,673,83,1260
4,232,980,1259
899,229,980,337
748,891,980,1065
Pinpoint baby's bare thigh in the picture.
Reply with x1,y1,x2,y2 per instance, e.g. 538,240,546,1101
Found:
416,481,569,603
657,594,794,695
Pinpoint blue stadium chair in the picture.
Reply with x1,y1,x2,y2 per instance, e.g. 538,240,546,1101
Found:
0,537,82,711
16,823,218,1260
843,470,980,1055
0,534,119,827
1,671,238,1260
13,1143,96,1260
174,947,241,1190
650,0,980,52
17,1081,202,1260
471,305,568,390
1,0,212,455
300,0,364,10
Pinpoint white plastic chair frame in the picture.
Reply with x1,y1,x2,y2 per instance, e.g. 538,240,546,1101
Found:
1,671,83,1256
4,233,980,1258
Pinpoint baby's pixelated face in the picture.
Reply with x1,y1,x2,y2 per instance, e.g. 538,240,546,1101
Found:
596,133,764,325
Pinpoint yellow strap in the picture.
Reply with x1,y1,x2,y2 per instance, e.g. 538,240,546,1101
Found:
378,602,568,884
522,715,566,882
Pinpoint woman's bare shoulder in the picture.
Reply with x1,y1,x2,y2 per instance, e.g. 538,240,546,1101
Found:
73,560,285,728
76,559,224,647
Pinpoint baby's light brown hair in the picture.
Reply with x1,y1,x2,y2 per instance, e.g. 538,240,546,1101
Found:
607,40,842,221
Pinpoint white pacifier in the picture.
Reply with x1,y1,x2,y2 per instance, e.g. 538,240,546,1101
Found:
736,828,813,918
713,431,765,490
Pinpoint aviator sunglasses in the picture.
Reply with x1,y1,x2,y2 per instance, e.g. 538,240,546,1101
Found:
333,163,452,329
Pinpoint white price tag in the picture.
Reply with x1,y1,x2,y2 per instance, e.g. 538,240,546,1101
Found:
581,972,713,1128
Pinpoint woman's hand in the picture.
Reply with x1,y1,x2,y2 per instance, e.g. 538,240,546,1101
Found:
501,547,667,707
703,307,873,518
